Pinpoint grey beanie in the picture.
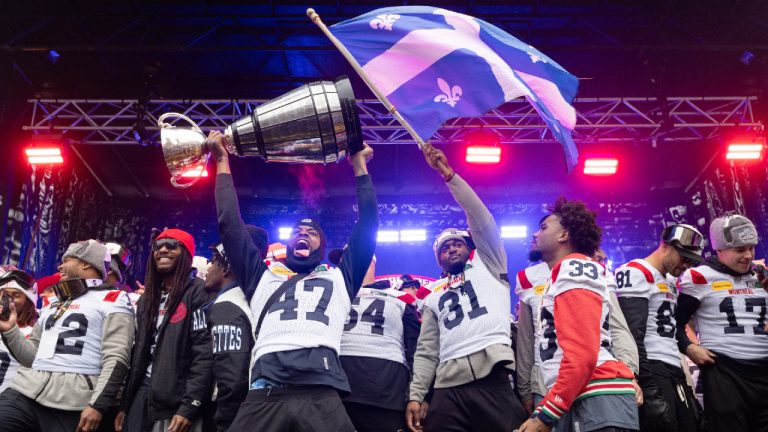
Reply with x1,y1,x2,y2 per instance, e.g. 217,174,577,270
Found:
62,240,111,279
709,215,758,250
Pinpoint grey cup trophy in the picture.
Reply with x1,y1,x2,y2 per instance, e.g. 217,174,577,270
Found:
159,76,363,188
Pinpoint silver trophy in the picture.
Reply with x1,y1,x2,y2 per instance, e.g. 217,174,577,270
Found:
159,76,363,188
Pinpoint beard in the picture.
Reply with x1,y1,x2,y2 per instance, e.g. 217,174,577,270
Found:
442,259,467,276
285,244,324,273
528,249,543,262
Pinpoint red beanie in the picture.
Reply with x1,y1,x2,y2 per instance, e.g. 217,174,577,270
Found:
156,228,195,257
35,273,62,296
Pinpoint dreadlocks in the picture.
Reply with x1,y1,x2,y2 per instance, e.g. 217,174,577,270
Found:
138,248,193,345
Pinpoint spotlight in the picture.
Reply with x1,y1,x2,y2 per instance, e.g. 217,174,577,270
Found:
466,146,501,164
500,225,527,239
278,227,292,240
464,130,502,164
399,229,427,242
726,143,763,160
25,147,63,165
583,157,618,175
377,230,399,243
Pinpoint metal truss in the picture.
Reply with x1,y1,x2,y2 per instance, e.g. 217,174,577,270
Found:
24,96,761,146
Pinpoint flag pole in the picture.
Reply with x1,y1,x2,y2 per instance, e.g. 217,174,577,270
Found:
307,8,429,151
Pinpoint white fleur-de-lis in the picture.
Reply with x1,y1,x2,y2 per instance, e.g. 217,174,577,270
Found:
527,45,547,64
433,78,462,107
369,14,401,31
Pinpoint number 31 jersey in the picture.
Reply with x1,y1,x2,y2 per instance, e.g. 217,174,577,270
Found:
423,251,511,363
679,265,767,360
614,259,681,367
33,289,134,375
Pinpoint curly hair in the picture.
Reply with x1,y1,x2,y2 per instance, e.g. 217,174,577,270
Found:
549,197,602,257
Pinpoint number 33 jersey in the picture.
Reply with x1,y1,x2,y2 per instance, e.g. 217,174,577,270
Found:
537,255,624,390
423,251,511,363
679,265,767,360
33,289,134,375
614,259,681,367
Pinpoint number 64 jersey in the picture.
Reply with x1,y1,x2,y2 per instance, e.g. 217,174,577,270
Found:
679,266,768,360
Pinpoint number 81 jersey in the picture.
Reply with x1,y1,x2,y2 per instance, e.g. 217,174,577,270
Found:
33,289,134,375
679,265,767,360
614,259,681,367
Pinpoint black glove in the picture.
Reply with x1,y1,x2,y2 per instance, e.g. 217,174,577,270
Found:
640,383,676,432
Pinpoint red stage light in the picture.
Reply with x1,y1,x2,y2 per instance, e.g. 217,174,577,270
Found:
726,143,763,160
180,166,209,178
583,158,618,175
466,146,501,164
25,147,63,165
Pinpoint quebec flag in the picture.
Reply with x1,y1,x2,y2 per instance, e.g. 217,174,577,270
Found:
330,6,580,171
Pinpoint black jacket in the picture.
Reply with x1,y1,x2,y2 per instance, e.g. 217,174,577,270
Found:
205,283,253,431
122,276,214,422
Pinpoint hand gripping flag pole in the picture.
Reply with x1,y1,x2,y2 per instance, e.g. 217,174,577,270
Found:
307,8,431,152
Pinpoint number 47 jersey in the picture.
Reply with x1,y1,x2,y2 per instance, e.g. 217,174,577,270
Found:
679,265,768,360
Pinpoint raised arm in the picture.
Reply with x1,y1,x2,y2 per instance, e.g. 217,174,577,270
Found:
421,143,506,279
339,145,379,299
207,131,268,297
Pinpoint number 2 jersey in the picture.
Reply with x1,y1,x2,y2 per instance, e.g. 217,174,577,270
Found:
614,259,681,367
679,264,767,360
534,254,635,423
33,289,134,375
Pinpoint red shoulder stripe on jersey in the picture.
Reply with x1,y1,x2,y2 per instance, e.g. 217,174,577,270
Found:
398,293,417,305
103,290,121,302
626,262,654,283
469,249,476,261
517,270,534,289
415,287,432,299
550,253,589,283
42,296,50,307
690,269,707,284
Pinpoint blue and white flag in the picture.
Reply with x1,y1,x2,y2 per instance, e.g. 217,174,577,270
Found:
330,6,580,171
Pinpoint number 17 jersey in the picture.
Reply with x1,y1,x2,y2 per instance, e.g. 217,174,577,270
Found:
679,265,768,360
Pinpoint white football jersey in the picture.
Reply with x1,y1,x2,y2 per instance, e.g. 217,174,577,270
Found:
341,287,411,365
0,325,34,393
423,251,511,363
251,261,351,360
614,259,681,367
537,255,617,389
515,262,550,369
680,265,767,360
33,289,134,375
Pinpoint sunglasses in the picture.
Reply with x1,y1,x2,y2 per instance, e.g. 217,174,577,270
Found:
153,238,181,252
